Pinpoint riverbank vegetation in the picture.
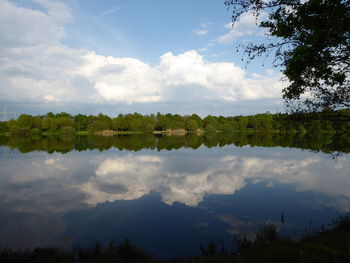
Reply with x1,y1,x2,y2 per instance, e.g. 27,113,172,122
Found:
0,110,349,136
1,214,349,262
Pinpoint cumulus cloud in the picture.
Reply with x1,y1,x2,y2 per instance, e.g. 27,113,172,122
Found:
79,53,162,103
0,1,283,111
0,0,69,47
79,50,283,103
0,0,97,105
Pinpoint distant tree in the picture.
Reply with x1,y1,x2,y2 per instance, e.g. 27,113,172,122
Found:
233,116,249,130
143,122,155,132
55,112,72,118
6,119,18,128
46,112,54,118
222,123,234,133
74,114,89,131
87,120,110,132
155,113,167,131
49,118,58,132
188,114,203,128
97,113,113,129
185,119,198,132
56,117,74,131
225,0,350,111
17,114,34,128
0,122,9,133
203,115,220,130
9,125,20,135
165,114,185,130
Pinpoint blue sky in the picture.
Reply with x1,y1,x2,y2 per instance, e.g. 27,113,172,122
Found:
0,0,285,117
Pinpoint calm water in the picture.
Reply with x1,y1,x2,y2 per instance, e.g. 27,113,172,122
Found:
0,134,349,258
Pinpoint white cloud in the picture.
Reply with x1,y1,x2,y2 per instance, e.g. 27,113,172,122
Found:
32,0,72,23
218,12,263,44
0,1,283,112
193,22,211,36
79,52,162,103
0,0,68,47
95,6,121,19
79,50,283,103
194,29,208,36
0,0,98,105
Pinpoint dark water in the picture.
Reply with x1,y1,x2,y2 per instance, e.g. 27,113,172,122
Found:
0,133,349,258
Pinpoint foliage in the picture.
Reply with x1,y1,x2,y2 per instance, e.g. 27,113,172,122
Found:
0,110,349,136
9,125,20,135
87,120,110,132
185,119,198,131
225,0,350,111
0,122,9,133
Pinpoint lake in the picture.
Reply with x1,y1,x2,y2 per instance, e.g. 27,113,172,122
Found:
0,133,349,258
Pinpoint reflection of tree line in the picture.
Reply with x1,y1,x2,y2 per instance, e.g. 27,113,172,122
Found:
0,131,349,154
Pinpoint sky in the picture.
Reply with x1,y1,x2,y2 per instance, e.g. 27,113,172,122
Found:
0,0,287,117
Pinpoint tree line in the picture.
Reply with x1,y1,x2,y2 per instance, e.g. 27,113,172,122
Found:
0,110,349,136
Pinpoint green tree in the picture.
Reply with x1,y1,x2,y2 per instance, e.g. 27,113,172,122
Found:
56,117,74,129
88,120,110,132
74,114,89,131
185,119,198,132
0,122,9,133
9,125,20,135
225,0,350,110
49,118,58,132
41,117,51,131
17,114,34,128
155,113,167,131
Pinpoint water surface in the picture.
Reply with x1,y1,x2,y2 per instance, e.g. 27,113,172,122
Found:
0,134,349,258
